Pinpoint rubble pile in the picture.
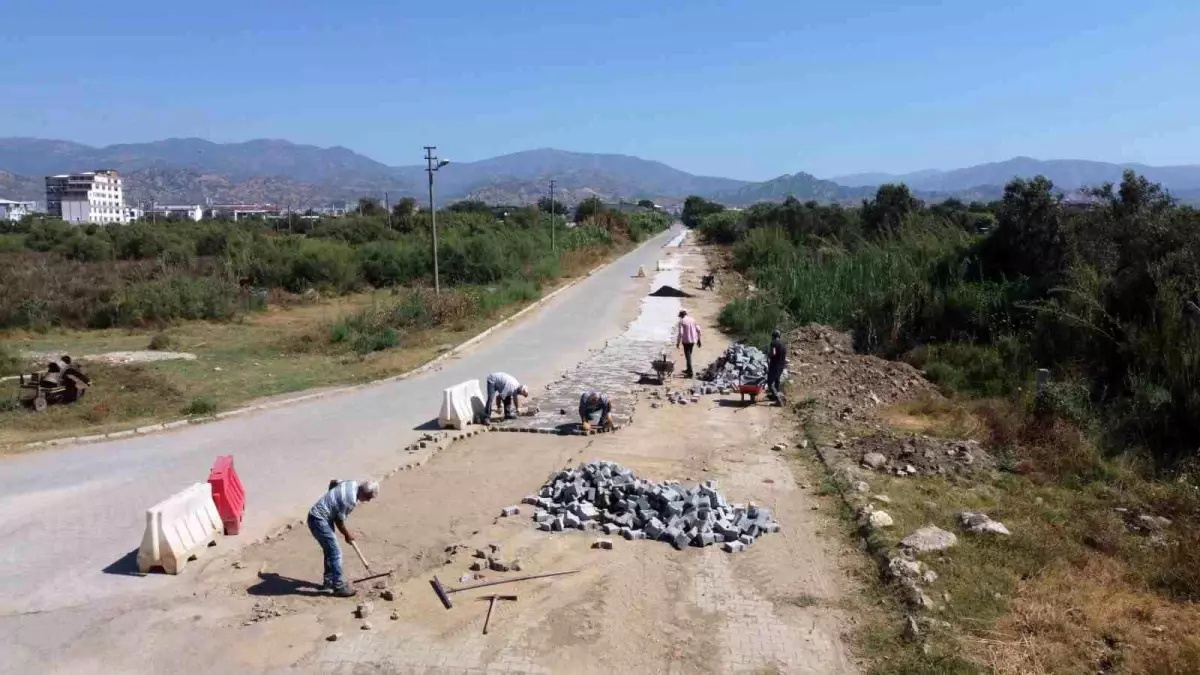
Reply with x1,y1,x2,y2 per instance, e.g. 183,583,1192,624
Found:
525,460,780,553
852,433,993,477
699,343,777,389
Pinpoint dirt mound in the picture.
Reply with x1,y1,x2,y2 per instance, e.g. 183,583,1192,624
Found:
648,285,693,298
786,324,939,425
849,432,992,478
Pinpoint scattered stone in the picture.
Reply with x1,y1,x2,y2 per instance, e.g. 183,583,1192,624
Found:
853,481,870,493
772,444,785,452
903,615,921,641
232,561,244,569
872,494,891,504
900,526,958,553
862,452,887,470
887,557,923,581
723,541,745,553
327,632,343,642
474,548,489,559
511,559,523,572
390,611,399,621
922,570,938,584
593,539,614,550
470,559,487,571
489,559,511,572
372,580,389,590
361,622,373,631
868,510,894,528
381,590,395,601
959,512,1011,536
501,506,521,517
354,602,373,619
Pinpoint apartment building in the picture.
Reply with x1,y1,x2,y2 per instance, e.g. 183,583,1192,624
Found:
0,199,37,221
45,169,129,224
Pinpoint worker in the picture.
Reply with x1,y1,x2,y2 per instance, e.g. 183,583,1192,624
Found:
482,372,529,424
766,328,788,404
676,310,702,378
579,391,614,431
307,479,379,597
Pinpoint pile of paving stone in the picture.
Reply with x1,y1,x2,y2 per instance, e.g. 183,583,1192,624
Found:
699,343,773,389
523,460,780,552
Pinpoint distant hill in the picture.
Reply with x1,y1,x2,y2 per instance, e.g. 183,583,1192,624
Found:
2,137,1198,209
710,171,871,205
831,157,1200,194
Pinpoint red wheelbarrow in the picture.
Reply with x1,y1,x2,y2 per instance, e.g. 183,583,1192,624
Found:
738,382,765,403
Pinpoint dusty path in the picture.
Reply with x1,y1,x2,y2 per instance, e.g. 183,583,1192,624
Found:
3,234,861,674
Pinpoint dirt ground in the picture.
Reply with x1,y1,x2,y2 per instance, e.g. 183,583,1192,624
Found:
38,237,863,674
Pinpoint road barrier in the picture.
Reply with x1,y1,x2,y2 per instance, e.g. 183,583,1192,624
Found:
439,379,486,430
207,455,246,535
136,482,223,574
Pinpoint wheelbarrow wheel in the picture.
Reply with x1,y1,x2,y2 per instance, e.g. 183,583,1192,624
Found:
33,394,48,412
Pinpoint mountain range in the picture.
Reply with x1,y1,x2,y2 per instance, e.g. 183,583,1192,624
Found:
1,137,1198,209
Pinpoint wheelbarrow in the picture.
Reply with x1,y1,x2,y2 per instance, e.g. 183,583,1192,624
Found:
649,354,675,385
737,380,766,403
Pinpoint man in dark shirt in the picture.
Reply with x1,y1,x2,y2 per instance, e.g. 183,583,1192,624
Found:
766,329,787,404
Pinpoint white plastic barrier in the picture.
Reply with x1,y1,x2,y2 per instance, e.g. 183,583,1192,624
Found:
137,482,223,574
636,265,646,278
439,379,486,430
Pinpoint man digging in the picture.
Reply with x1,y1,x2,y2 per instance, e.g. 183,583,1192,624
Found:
482,371,530,425
579,391,614,431
307,479,379,597
766,328,788,405
676,310,702,378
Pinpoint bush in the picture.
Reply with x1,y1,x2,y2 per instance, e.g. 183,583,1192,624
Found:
182,396,218,416
0,342,20,376
147,332,175,351
115,276,239,326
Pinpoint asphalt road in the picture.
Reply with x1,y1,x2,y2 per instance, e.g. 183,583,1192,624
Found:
0,226,680,618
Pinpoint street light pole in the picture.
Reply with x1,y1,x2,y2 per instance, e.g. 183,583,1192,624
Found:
548,178,556,255
424,146,450,295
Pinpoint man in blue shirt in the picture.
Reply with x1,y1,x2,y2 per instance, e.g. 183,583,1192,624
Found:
307,479,379,597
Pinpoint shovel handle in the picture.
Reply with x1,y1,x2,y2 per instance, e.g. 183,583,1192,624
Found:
350,540,371,571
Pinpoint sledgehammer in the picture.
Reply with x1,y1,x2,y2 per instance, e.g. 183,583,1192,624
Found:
429,569,580,609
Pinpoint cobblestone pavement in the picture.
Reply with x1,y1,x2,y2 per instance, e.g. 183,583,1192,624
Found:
491,234,687,436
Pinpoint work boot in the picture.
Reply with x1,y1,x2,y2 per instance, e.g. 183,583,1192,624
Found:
331,585,357,598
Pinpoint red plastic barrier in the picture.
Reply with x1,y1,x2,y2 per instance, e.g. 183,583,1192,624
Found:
207,455,245,535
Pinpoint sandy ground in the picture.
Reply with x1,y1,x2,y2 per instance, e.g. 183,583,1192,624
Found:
25,237,862,675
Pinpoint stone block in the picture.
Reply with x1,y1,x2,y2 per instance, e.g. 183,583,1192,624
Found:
592,539,613,550
739,534,754,546
723,541,745,553
501,506,520,517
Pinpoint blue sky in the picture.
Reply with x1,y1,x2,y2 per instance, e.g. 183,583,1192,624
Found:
2,0,1198,180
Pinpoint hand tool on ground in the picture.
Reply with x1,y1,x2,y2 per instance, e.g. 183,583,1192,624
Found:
479,594,517,634
350,570,394,585
347,540,395,584
429,569,580,609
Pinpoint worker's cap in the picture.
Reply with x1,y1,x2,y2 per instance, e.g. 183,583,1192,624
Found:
359,480,380,500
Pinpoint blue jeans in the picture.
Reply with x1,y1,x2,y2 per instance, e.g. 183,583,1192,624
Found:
484,375,513,420
307,514,344,589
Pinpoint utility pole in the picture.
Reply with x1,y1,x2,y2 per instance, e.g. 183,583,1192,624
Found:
424,146,450,295
548,178,556,254
384,191,391,230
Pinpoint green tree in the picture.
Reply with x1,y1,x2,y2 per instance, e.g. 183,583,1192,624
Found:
861,184,922,235
574,197,605,223
982,175,1067,283
537,196,568,215
447,200,491,214
681,196,725,229
637,199,656,210
356,198,384,217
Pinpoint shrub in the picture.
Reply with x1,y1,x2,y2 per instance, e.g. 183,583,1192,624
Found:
182,396,218,416
0,341,20,376
147,332,175,351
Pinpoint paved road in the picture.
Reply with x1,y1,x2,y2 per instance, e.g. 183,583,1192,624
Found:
0,227,680,617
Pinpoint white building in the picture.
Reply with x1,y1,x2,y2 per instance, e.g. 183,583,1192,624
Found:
146,205,204,221
45,170,129,224
0,199,36,221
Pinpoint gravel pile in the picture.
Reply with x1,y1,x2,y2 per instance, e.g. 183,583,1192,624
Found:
699,343,775,389
524,460,780,552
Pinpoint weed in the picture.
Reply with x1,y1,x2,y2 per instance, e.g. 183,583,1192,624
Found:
147,332,175,351
182,396,218,416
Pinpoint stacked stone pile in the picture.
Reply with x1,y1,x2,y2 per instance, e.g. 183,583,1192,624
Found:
525,460,781,553
699,343,776,389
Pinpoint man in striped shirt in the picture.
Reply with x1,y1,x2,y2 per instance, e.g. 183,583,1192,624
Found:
307,479,379,597
482,372,530,424
676,310,703,378
579,391,613,431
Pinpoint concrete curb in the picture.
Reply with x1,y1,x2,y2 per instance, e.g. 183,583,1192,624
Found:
15,233,670,452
